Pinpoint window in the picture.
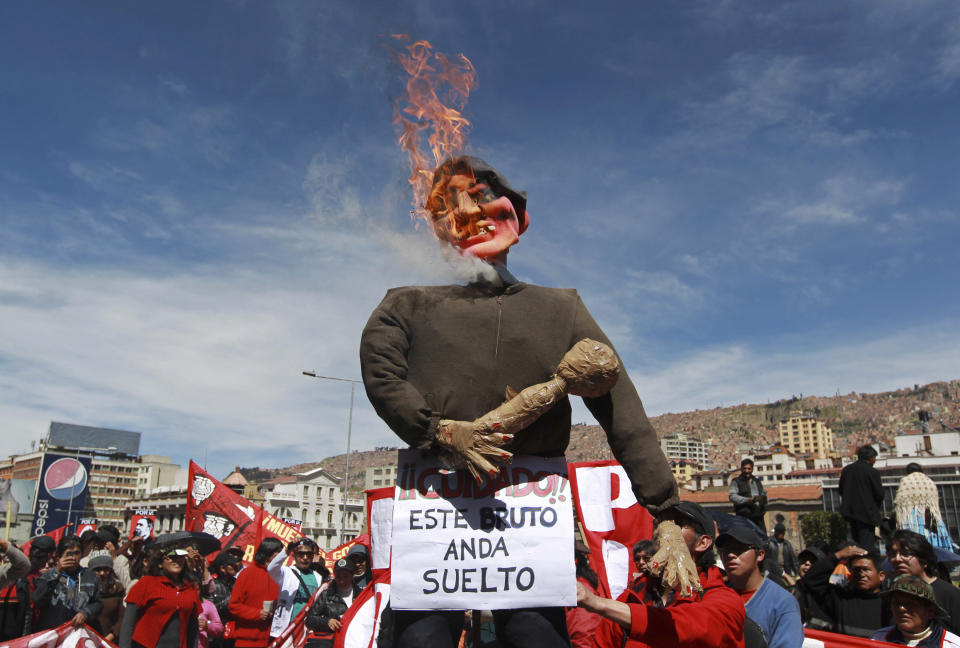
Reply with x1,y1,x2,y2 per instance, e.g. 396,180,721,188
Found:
303,486,309,498
327,511,333,525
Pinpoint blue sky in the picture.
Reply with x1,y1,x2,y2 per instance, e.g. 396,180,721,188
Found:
2,1,959,480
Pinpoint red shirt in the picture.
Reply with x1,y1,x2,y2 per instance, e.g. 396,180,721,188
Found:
125,574,201,648
595,565,746,648
228,563,279,648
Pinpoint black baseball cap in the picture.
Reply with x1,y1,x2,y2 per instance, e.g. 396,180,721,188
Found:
658,501,716,540
30,536,57,555
334,558,353,574
716,523,766,550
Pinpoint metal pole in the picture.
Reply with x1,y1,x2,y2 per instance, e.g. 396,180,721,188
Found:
341,382,355,545
302,371,361,546
66,446,81,533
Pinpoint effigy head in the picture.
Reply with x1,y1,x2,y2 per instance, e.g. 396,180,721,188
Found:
425,156,529,259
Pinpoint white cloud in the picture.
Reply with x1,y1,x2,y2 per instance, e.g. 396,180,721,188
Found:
756,175,907,226
628,322,960,416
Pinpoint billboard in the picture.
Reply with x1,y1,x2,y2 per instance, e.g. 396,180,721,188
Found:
32,453,93,536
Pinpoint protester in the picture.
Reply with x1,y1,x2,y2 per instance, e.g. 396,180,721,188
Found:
581,501,745,648
894,464,955,550
268,538,323,638
119,544,201,648
347,544,371,590
886,529,960,635
633,540,654,580
717,523,803,648
0,539,30,590
871,575,959,647
305,559,361,648
228,538,282,648
113,535,145,593
565,544,601,648
767,524,798,583
78,530,106,567
729,459,767,532
793,546,832,630
838,445,884,553
31,535,103,632
198,593,225,648
0,536,53,640
209,550,241,627
802,543,888,637
89,550,125,643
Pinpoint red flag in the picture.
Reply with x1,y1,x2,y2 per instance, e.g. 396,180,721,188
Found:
185,461,303,566
267,580,330,648
567,461,654,600
21,524,71,557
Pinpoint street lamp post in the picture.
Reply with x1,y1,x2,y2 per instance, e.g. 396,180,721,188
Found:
302,371,360,546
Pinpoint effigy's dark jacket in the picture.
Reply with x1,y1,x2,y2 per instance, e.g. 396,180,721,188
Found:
359,281,677,512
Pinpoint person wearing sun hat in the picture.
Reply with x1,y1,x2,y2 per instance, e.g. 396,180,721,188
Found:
119,543,201,648
871,574,960,647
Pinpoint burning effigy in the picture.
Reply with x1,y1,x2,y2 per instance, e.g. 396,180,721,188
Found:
357,37,682,647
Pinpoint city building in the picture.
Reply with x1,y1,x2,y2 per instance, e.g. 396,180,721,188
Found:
1,422,144,528
136,455,184,496
778,414,835,458
360,464,398,490
892,427,960,458
261,467,363,550
670,460,699,485
660,433,710,465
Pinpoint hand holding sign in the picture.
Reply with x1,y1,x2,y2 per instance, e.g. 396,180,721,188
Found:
435,339,619,481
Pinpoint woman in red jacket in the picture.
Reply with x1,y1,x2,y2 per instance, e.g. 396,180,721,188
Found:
228,538,283,648
119,545,202,648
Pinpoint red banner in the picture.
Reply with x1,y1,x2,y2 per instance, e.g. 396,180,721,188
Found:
804,628,901,648
568,460,654,600
3,622,112,648
185,461,304,565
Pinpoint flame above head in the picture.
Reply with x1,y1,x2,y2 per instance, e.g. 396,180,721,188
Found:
390,35,477,231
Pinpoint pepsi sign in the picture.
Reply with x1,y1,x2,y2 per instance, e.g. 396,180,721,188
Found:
32,453,93,536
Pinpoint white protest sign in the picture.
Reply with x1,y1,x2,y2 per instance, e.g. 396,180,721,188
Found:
390,450,575,610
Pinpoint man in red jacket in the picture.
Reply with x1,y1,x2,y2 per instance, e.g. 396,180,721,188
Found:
578,502,745,648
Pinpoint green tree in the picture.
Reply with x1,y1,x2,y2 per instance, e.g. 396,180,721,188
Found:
800,511,848,548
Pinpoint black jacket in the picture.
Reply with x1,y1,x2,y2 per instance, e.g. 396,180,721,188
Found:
838,459,884,525
306,583,362,631
359,282,677,512
768,538,798,576
31,567,103,631
803,554,888,638
729,474,766,517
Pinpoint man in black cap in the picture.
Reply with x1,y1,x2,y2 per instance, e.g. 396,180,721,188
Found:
580,501,745,648
306,559,362,648
716,522,803,648
210,549,242,625
839,445,884,554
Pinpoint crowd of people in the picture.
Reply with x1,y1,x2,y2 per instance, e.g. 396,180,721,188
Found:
0,442,958,648
0,526,373,648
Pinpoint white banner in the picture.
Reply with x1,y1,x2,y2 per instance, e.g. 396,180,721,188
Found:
390,450,575,610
